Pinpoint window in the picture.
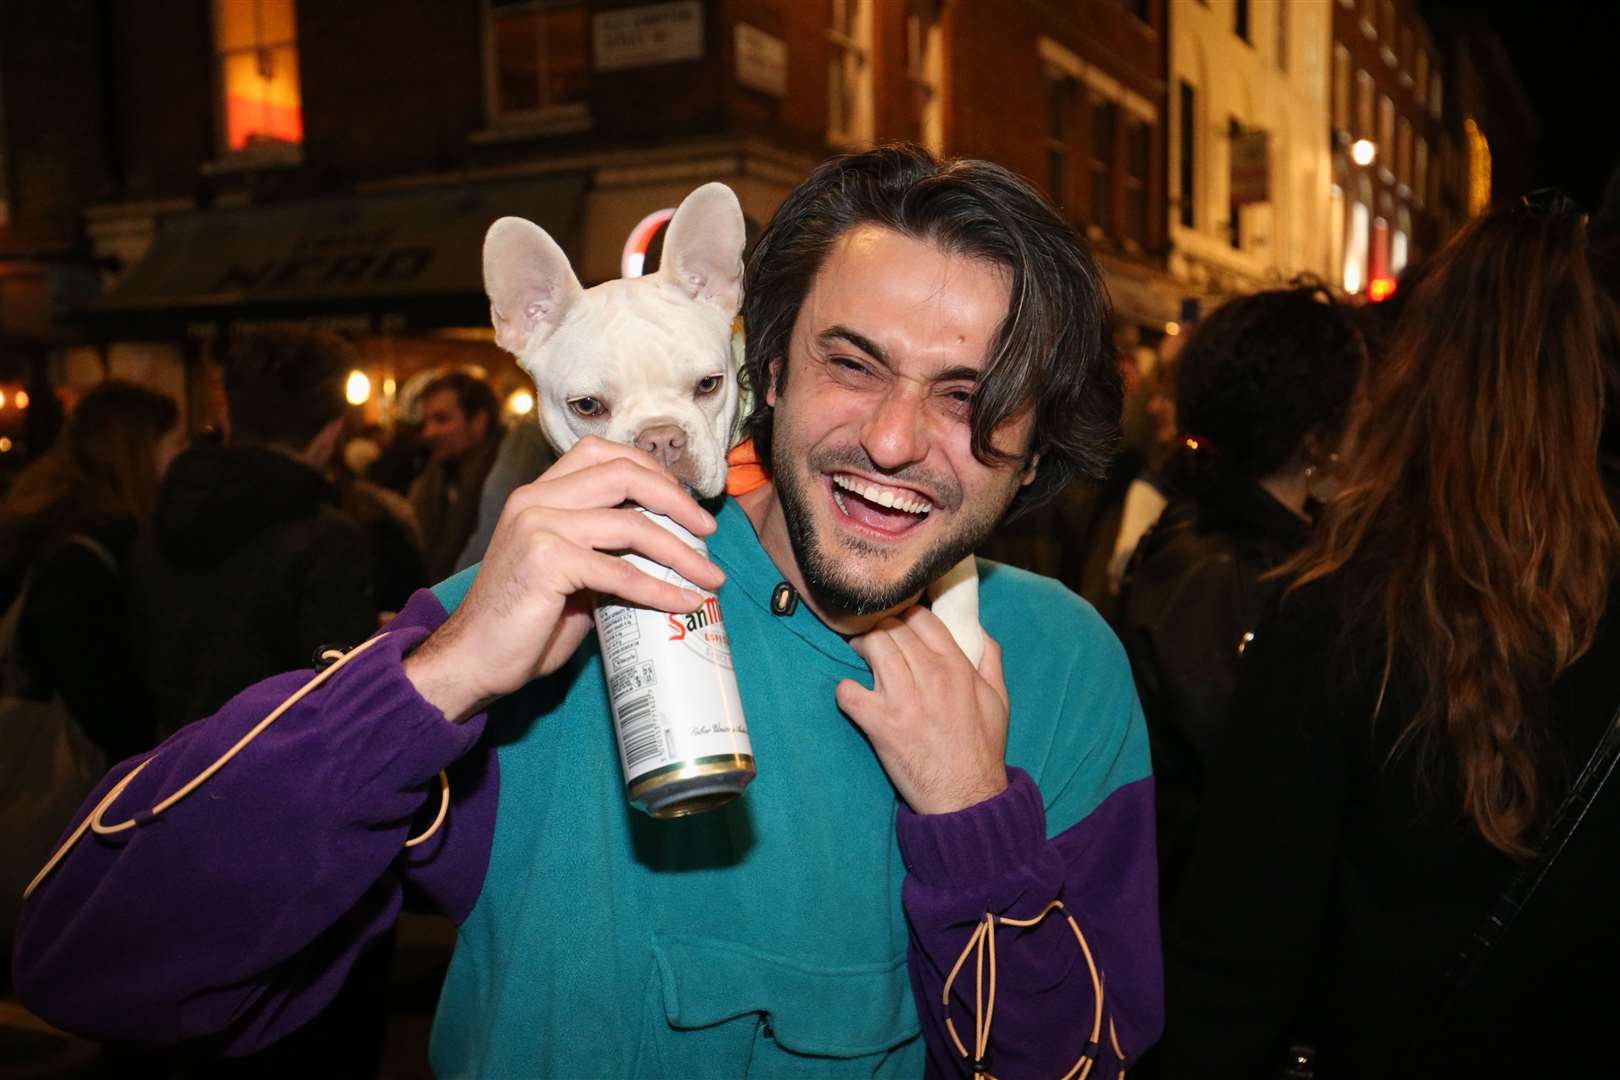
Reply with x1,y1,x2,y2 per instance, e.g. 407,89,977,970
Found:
1378,94,1394,167
828,0,874,147
1380,1,1396,54
1397,118,1411,187
1090,98,1116,231
1228,117,1243,249
213,0,302,159
1046,69,1074,210
1415,137,1428,208
1415,49,1428,105
487,0,589,124
1333,46,1351,130
1399,28,1413,85
1126,122,1150,244
1179,80,1196,228
1234,0,1250,43
1355,70,1373,138
906,9,943,155
1276,0,1288,70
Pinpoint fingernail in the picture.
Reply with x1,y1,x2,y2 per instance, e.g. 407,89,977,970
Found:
684,590,707,609
701,509,717,530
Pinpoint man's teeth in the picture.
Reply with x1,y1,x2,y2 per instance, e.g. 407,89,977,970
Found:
831,474,933,514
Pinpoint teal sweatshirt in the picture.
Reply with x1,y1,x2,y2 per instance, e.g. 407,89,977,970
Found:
428,498,1160,1077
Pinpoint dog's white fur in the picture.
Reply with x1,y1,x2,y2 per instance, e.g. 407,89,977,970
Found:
482,182,985,665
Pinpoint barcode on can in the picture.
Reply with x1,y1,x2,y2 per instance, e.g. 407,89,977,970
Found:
616,693,665,770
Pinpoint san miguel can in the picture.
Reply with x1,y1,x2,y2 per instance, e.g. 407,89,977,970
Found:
593,508,755,817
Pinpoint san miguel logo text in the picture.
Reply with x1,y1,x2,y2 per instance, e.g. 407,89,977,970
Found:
667,596,723,641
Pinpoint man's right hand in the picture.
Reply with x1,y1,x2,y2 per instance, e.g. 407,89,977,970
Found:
403,436,723,723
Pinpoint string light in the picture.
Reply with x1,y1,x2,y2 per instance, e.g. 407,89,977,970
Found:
14,390,27,409
507,389,535,416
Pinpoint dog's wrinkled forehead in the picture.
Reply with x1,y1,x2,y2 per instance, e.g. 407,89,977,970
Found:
536,276,733,391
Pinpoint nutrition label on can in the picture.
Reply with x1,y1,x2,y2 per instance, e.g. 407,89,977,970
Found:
594,513,751,787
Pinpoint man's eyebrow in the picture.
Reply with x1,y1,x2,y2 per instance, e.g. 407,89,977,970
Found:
818,325,889,366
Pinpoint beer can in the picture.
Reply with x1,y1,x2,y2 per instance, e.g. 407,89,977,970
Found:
593,508,755,817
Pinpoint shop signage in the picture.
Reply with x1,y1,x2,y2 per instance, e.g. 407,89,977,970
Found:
734,23,786,97
594,2,704,72
1230,128,1270,206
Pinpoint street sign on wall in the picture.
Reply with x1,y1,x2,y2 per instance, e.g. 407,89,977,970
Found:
594,2,704,72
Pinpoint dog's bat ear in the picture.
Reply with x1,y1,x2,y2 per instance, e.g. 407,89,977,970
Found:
483,216,583,359
658,182,745,318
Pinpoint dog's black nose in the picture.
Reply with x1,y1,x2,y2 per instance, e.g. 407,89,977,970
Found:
635,424,688,467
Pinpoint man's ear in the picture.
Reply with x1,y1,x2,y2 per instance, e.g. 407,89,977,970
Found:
765,356,782,408
658,182,746,318
1020,450,1041,488
483,217,583,358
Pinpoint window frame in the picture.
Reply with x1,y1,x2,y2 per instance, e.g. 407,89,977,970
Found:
210,0,304,167
481,0,593,137
827,0,875,149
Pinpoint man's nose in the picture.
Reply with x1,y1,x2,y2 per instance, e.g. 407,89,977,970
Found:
860,388,928,470
635,424,688,467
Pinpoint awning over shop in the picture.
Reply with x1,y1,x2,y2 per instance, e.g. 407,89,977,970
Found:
89,173,586,335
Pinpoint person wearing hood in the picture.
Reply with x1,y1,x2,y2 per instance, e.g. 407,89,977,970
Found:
130,328,377,740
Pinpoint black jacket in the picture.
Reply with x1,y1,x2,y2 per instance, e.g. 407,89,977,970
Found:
1116,482,1310,903
14,517,156,762
1157,563,1620,1078
130,444,376,737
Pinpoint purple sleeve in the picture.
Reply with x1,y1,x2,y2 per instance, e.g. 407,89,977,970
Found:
898,769,1163,1079
11,588,499,1056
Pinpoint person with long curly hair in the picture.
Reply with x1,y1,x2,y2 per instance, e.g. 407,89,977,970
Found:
1155,204,1620,1076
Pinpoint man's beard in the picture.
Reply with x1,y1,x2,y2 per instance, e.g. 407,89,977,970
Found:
772,439,1010,618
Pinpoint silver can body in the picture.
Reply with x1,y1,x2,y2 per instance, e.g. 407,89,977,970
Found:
593,509,754,817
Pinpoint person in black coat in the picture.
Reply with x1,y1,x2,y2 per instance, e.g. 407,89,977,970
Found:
1158,203,1620,1076
1117,285,1364,906
129,328,376,737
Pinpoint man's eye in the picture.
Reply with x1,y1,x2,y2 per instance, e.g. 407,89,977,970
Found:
695,374,723,396
568,397,607,418
830,357,870,377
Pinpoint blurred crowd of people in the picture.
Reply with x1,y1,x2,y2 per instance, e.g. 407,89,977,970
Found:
1090,195,1614,1075
0,330,549,1075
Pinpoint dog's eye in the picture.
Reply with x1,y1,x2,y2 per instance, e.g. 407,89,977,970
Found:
694,374,723,397
568,397,607,418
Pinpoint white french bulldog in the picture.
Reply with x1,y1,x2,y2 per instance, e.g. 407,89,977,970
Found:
481,182,985,664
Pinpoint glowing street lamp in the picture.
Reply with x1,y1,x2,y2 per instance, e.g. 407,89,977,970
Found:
1350,139,1377,167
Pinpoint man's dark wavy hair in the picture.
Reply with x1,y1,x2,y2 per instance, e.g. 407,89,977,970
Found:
740,144,1120,519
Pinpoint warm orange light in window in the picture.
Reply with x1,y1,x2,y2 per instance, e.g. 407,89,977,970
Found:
217,0,303,152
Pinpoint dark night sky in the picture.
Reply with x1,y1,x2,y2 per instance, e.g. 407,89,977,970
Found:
1422,0,1620,216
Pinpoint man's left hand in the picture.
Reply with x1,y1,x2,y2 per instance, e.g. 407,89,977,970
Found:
836,605,1010,815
